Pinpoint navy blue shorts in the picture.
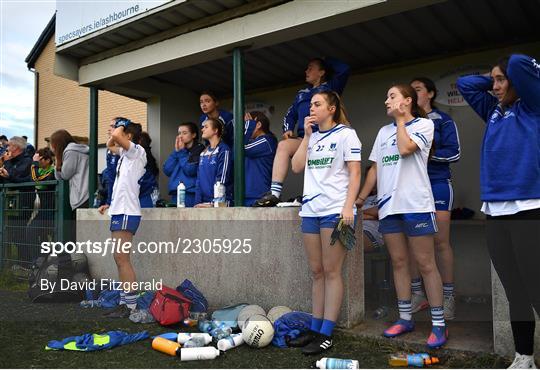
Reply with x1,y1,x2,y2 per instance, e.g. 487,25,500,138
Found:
431,180,453,212
110,214,141,235
379,212,437,236
301,213,357,234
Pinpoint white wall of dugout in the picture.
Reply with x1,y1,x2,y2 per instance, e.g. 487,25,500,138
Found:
221,41,540,216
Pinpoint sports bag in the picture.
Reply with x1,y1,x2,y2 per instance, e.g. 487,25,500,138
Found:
149,285,191,326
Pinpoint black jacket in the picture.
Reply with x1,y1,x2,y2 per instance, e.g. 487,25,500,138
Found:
2,153,32,183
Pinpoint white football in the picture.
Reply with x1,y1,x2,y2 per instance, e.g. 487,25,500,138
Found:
267,306,292,324
242,314,274,348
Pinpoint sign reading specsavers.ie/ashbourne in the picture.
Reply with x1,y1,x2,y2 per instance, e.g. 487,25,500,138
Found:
55,0,173,46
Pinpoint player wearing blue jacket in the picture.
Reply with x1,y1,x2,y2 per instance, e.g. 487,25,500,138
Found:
199,91,234,148
163,122,205,207
457,54,540,368
408,78,461,321
255,58,350,207
194,118,233,207
243,111,277,206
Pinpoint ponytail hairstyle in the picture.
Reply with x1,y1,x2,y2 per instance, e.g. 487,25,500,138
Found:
391,84,427,118
249,111,276,139
410,77,438,109
205,118,224,139
309,58,333,83
139,131,159,177
123,121,143,144
313,90,350,125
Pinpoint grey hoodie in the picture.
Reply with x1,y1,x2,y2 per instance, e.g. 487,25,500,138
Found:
55,142,89,210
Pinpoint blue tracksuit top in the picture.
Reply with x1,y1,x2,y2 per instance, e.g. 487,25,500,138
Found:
427,108,461,182
282,58,350,138
195,141,233,204
243,120,278,206
163,143,205,196
102,150,118,206
457,54,540,202
199,110,234,148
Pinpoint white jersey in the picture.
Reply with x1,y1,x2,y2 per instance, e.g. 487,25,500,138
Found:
368,117,435,220
108,142,147,216
299,124,362,217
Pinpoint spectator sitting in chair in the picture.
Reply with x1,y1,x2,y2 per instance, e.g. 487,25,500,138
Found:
0,136,32,183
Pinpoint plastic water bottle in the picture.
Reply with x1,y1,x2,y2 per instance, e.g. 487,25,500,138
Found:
198,319,214,333
177,182,186,208
388,353,440,367
217,334,244,351
179,347,220,361
210,321,232,340
374,279,391,319
183,337,207,348
177,333,212,345
213,181,226,207
315,357,360,369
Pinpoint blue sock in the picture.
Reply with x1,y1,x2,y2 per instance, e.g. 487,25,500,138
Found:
319,319,336,337
310,317,323,332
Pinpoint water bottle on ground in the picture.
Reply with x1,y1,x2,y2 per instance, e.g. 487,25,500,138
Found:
177,182,186,208
315,357,360,369
183,337,207,348
179,347,220,361
217,333,244,351
388,353,440,367
198,319,214,333
177,333,212,345
374,279,391,319
210,321,232,340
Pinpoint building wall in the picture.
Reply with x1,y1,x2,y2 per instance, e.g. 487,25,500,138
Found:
33,35,147,149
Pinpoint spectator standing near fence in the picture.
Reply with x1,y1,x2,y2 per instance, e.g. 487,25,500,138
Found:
254,57,350,207
50,130,89,211
194,118,233,207
408,77,461,320
358,84,447,349
243,111,277,206
457,54,540,369
288,91,361,355
163,122,205,207
102,120,146,318
0,136,32,183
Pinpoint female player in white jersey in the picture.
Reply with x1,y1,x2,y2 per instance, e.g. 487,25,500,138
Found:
102,119,147,319
288,91,361,355
358,84,447,348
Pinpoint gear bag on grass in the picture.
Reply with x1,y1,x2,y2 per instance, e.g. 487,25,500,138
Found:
28,252,89,303
149,285,191,326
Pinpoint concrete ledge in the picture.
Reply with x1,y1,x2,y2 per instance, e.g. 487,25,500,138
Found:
76,208,364,328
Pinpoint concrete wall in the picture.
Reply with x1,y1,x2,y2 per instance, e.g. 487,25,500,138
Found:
77,208,364,328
